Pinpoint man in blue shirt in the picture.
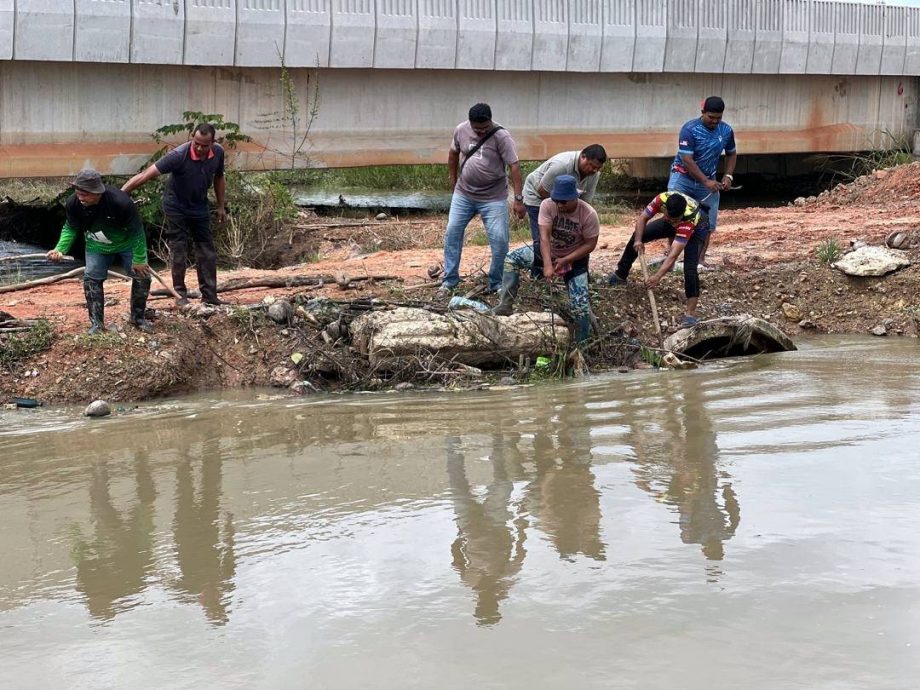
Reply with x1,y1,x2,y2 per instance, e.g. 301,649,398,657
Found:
668,96,736,266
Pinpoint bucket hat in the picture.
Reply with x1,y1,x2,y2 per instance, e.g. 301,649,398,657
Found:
71,169,105,194
550,174,580,201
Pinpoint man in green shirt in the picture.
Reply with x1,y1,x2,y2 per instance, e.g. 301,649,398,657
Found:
47,169,153,334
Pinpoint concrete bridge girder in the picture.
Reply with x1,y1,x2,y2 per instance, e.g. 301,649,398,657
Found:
0,64,914,177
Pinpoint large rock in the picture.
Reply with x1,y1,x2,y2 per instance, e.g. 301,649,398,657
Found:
833,246,910,277
84,400,111,417
663,315,796,360
351,307,570,367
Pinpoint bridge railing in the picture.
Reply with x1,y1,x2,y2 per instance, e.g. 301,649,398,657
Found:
5,0,920,74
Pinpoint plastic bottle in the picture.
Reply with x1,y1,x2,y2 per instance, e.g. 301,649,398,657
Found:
448,295,491,313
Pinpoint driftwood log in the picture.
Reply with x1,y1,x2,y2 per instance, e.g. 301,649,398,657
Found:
351,306,570,367
149,273,400,298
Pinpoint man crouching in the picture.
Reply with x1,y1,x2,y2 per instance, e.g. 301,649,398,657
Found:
493,174,599,345
47,169,153,334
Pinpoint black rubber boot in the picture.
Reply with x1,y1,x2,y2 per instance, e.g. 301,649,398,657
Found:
196,240,226,304
129,278,154,333
574,315,593,345
83,278,105,335
492,270,520,316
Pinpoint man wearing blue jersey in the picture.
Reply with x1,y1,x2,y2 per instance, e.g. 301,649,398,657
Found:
668,96,736,266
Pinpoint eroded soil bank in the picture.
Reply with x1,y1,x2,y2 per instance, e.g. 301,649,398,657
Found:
2,164,919,405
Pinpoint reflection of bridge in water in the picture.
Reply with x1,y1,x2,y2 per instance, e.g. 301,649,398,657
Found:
2,0,920,176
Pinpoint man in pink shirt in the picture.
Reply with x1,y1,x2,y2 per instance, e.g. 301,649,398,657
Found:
439,103,525,296
493,175,599,345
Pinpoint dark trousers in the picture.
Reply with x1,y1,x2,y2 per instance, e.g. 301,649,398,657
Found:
165,214,218,302
616,217,705,299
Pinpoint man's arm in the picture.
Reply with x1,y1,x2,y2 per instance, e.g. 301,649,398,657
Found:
539,223,555,280
508,162,525,219
448,149,460,190
720,151,738,190
647,240,686,288
214,174,227,221
46,221,77,261
557,235,598,267
122,163,162,193
680,153,720,193
632,213,650,253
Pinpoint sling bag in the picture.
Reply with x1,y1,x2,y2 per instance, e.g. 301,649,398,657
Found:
458,125,504,179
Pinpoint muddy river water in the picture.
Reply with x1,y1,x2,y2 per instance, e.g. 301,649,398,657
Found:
1,336,919,687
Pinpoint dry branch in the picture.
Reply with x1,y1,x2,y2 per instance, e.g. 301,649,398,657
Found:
0,267,85,293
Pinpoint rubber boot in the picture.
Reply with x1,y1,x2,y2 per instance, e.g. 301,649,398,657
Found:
574,315,592,346
197,241,226,305
83,278,105,335
492,270,520,316
129,278,154,333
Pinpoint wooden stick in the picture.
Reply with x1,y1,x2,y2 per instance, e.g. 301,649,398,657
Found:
0,267,85,293
148,267,187,303
0,253,74,262
638,250,664,349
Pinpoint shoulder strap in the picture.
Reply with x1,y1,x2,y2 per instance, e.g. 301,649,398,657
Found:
459,126,504,178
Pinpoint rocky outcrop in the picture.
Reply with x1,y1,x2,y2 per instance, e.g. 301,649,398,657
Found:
833,246,910,277
351,307,570,367
663,315,796,360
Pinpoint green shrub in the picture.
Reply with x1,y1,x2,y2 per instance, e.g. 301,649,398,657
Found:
0,320,55,367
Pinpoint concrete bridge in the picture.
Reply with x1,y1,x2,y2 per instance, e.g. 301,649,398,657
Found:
2,0,920,176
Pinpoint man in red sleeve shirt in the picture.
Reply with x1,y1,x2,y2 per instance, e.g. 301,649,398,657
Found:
607,192,709,329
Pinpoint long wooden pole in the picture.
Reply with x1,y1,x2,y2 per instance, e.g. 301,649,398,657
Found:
637,250,664,349
0,253,74,263
147,267,188,304
0,267,85,293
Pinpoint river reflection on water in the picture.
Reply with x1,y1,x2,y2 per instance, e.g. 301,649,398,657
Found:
1,337,919,687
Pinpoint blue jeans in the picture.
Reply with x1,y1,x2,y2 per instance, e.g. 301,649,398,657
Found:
442,192,509,291
84,250,140,280
505,245,591,319
668,171,719,231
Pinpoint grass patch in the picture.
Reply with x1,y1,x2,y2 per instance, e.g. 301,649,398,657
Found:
0,178,70,203
269,165,453,191
595,201,633,226
816,238,842,265
0,320,55,367
814,129,914,183
0,265,25,287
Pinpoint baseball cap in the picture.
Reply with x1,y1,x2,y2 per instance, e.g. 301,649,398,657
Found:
71,169,105,194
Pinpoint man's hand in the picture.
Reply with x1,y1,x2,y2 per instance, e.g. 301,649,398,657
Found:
46,250,63,262
645,275,661,290
512,199,525,220
215,207,228,223
720,174,734,190
132,263,152,278
633,239,644,255
552,259,571,277
542,264,555,282
704,179,721,193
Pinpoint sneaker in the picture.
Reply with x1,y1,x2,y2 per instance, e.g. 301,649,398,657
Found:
679,315,700,328
436,285,453,298
607,272,627,286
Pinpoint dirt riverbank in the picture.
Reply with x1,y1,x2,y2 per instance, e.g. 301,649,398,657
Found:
2,164,920,405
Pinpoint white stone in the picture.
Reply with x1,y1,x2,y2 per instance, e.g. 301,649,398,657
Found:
833,246,910,277
84,400,111,417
